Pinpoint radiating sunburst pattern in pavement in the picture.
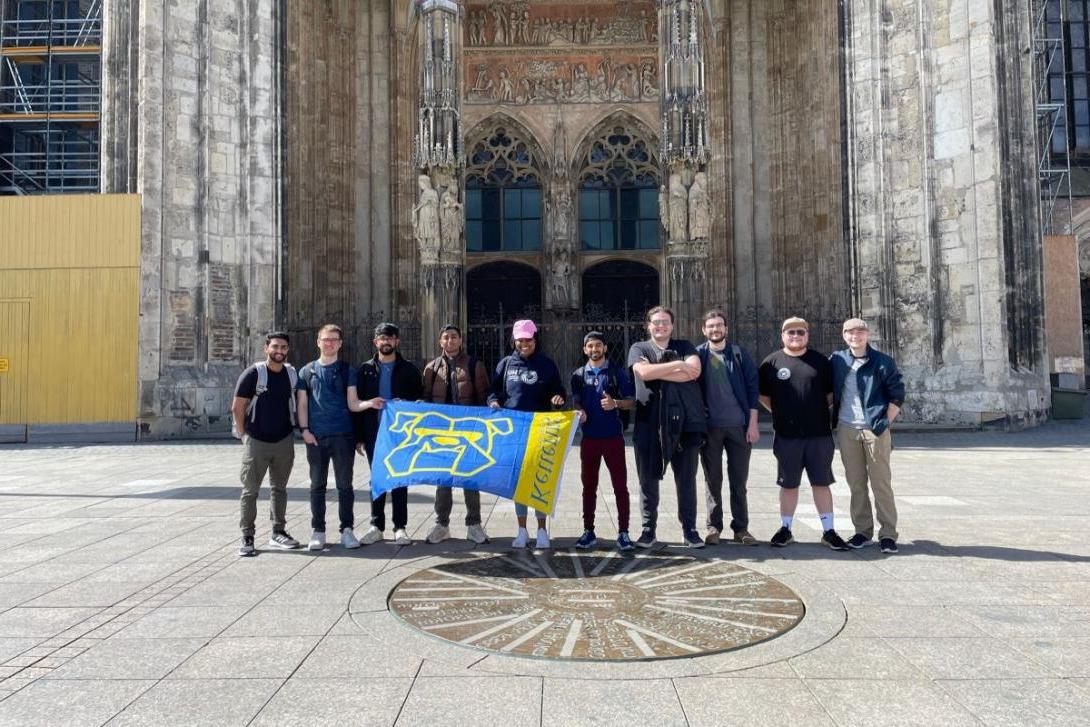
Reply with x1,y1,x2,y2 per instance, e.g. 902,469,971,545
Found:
388,551,805,661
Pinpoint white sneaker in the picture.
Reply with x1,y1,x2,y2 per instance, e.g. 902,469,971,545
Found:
359,526,383,545
393,528,412,546
511,528,529,548
340,529,360,549
426,524,450,544
536,529,550,549
466,524,489,544
308,530,325,551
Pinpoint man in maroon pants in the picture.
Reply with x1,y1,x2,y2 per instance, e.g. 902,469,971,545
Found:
571,332,635,551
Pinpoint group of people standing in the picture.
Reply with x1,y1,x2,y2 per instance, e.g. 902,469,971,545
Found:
230,306,904,558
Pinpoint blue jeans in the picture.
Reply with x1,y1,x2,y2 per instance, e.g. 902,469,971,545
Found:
307,432,356,532
514,503,546,519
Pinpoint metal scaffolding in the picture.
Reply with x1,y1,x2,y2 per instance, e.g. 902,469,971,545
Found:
0,0,101,195
1033,0,1074,235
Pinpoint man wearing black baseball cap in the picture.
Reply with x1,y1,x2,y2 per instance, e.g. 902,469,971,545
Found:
353,322,423,546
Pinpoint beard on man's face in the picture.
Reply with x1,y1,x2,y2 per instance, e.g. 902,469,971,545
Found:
378,344,396,355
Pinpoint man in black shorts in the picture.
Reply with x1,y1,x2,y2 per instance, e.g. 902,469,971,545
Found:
758,317,849,550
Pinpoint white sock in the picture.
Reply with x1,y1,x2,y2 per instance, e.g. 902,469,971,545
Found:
780,515,793,530
517,527,528,536
819,512,834,531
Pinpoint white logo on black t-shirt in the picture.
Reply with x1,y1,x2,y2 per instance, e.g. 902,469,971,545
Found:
520,370,539,385
777,367,791,381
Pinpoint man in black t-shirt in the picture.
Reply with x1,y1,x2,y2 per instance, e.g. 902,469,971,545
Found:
758,317,849,551
627,306,708,549
231,332,301,556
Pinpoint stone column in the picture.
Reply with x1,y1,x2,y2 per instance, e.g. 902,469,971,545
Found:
101,0,283,437
414,0,465,361
659,0,711,337
843,0,1048,427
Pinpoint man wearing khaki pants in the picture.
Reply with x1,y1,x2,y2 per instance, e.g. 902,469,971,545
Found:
830,318,905,554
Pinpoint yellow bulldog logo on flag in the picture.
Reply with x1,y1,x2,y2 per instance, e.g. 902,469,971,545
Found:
371,402,578,515
383,411,515,478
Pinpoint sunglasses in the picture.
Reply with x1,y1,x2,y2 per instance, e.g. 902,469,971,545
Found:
784,329,808,336
649,319,672,326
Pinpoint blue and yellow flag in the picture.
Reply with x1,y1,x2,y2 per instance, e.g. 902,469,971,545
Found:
369,401,578,515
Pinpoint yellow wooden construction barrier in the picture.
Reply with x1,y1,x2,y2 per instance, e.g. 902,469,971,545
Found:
0,194,140,439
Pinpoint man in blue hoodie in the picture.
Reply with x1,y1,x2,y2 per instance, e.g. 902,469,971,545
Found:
830,318,906,554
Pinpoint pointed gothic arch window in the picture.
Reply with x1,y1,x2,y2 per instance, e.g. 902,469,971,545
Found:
577,125,660,251
465,125,543,252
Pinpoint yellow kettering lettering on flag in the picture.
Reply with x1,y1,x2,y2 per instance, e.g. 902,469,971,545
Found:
513,411,577,515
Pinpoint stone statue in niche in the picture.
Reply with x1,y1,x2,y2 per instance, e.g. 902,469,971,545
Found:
551,189,573,249
547,251,574,308
413,174,441,264
668,172,688,242
688,172,711,241
659,184,670,238
439,181,464,259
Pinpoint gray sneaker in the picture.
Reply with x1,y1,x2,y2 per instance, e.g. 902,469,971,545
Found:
238,535,256,557
466,524,489,544
426,524,450,544
268,531,300,550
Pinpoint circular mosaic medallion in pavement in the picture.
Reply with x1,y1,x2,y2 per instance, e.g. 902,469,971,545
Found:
387,551,805,661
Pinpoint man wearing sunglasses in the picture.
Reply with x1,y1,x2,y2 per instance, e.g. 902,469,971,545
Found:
758,317,849,551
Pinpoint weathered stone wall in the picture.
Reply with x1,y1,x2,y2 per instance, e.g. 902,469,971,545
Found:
710,0,847,354
844,0,1049,427
102,0,282,437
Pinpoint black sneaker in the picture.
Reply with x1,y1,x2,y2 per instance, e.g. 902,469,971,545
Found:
822,529,849,551
770,527,794,547
635,529,657,549
682,530,705,549
847,533,871,549
268,531,300,550
238,535,256,557
880,538,899,554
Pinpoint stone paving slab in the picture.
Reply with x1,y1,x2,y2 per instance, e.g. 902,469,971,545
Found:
0,416,1087,725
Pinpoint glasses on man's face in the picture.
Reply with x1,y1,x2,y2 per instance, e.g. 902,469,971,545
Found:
785,329,808,337
319,338,342,344
649,319,672,327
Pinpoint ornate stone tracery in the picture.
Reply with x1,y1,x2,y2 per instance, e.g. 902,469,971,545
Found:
576,124,660,188
465,123,544,188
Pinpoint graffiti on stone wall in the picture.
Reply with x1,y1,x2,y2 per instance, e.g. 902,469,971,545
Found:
467,55,658,105
465,1,657,48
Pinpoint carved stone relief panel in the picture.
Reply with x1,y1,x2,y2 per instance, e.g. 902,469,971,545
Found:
465,1,657,106
467,54,658,105
465,1,657,48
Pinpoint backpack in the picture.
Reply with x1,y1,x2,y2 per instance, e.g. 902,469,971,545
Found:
232,362,298,439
